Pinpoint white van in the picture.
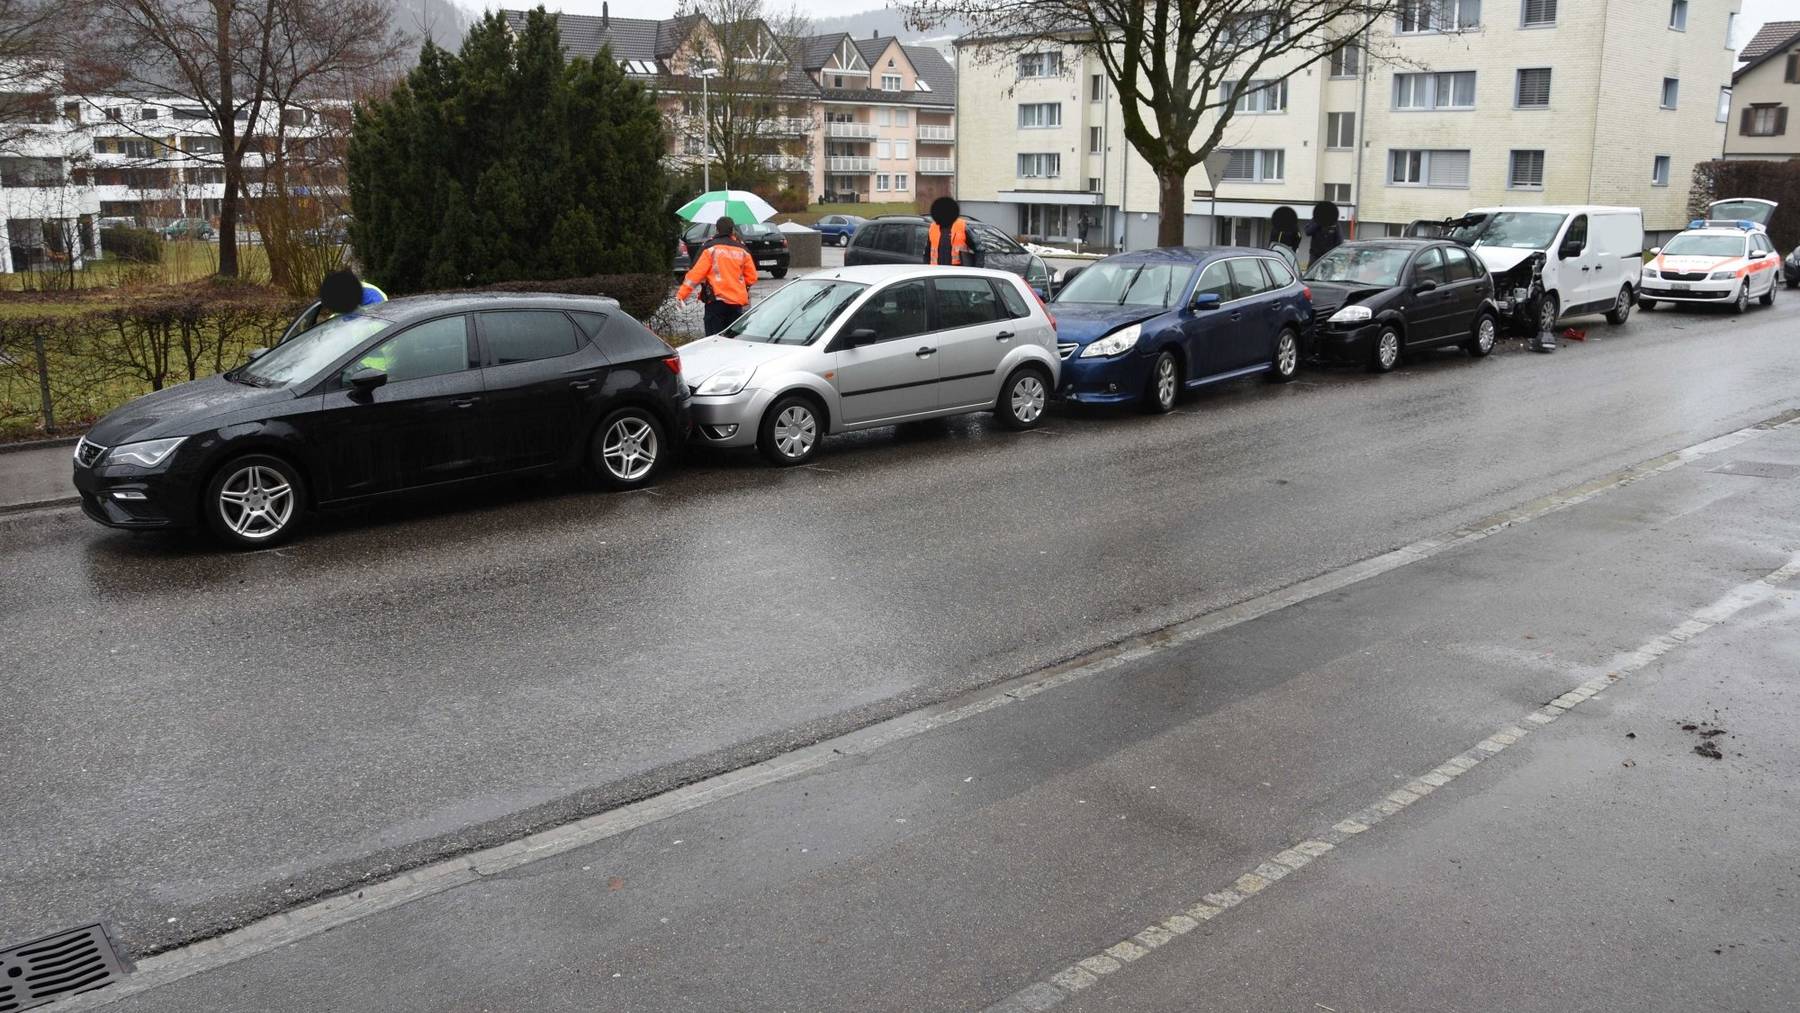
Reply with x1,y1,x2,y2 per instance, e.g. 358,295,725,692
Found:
1417,207,1644,333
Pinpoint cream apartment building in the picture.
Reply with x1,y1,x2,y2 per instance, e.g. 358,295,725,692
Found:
957,0,1739,250
1723,20,1799,160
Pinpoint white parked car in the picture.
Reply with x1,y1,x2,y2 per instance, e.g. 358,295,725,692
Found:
1640,220,1781,314
1412,206,1644,333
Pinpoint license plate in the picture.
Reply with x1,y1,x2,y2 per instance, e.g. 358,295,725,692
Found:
758,259,776,267
1670,282,1689,291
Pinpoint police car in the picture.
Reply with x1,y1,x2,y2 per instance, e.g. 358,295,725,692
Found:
1639,219,1781,314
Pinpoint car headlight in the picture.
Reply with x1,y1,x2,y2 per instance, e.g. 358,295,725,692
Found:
1641,268,1658,280
1328,304,1373,324
695,366,752,397
104,436,185,469
1709,270,1736,281
1079,323,1142,358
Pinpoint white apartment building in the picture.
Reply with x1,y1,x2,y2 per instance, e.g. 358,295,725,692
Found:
957,0,1739,250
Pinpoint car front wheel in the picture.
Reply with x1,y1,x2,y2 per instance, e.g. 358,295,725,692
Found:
997,365,1050,429
1143,350,1179,414
758,393,822,466
1731,282,1750,315
203,453,306,549
1464,313,1497,357
1370,325,1401,373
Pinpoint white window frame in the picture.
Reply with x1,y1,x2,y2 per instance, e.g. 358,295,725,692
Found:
1017,52,1061,79
1017,152,1061,178
1651,155,1671,187
1323,182,1351,203
1223,78,1288,113
1219,147,1285,183
894,173,908,191
881,74,902,91
1508,149,1545,189
1090,74,1104,101
1660,77,1679,110
1393,71,1476,111
1087,176,1102,192
895,139,909,160
1387,148,1470,188
1329,42,1361,78
1089,126,1103,153
1326,111,1355,149
877,107,891,126
1521,0,1556,27
1744,104,1782,135
1515,67,1551,108
1398,0,1480,33
895,109,909,126
1018,102,1063,129
1668,0,1687,30
1716,87,1730,123
877,140,891,159
876,173,891,191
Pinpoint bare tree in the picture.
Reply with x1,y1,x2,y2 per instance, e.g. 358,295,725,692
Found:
673,0,815,191
72,0,402,278
908,0,1427,246
0,0,69,155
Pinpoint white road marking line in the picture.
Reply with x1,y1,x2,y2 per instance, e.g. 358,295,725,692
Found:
64,414,1800,1010
980,553,1800,1012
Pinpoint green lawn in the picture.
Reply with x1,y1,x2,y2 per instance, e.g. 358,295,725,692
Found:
0,240,272,292
775,201,918,226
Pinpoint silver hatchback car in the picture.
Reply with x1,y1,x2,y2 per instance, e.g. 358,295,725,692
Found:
679,265,1062,465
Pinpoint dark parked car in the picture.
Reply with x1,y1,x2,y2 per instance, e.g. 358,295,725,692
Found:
814,214,866,246
1784,243,1799,289
72,293,689,548
1304,239,1498,372
159,218,215,241
845,215,1053,296
680,221,789,278
1050,247,1310,412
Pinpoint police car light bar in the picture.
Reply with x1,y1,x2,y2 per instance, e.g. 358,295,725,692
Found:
1687,219,1764,232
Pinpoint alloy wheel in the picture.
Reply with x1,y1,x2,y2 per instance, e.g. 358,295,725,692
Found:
217,464,294,541
1476,316,1496,353
1376,330,1400,371
1539,298,1557,333
1276,332,1298,376
601,416,659,482
773,404,817,459
1011,374,1047,424
1154,356,1177,409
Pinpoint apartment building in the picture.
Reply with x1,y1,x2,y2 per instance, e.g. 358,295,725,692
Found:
511,8,958,203
957,0,1739,250
1723,20,1799,160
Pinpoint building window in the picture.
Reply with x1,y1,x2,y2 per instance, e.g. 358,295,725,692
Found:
876,173,891,191
683,136,703,155
1788,53,1800,83
881,74,902,91
895,109,909,126
833,74,843,87
895,139,909,159
1388,148,1471,187
1017,152,1061,178
1087,176,1102,192
1017,52,1061,78
103,107,122,122
1726,12,1737,47
1521,0,1556,26
1326,112,1355,148
1394,71,1476,110
878,107,891,126
1089,126,1103,153
1090,74,1104,101
1515,68,1551,107
1324,182,1352,203
1717,87,1731,123
1018,102,1062,128
1651,155,1671,186
1668,0,1686,30
877,140,891,159
894,174,908,190
1329,42,1361,78
1222,79,1288,113
1222,12,1287,46
1220,148,1285,183
1398,0,1480,32
1660,77,1679,109
139,107,158,120
1508,149,1545,189
1741,104,1788,136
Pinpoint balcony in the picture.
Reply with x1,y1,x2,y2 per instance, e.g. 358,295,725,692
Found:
917,124,954,142
827,156,875,173
765,118,810,136
825,122,877,140
917,157,954,174
756,153,811,172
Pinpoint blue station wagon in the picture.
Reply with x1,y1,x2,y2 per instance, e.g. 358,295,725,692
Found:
1049,248,1312,412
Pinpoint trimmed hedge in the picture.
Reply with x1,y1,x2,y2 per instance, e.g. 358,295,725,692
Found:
1688,159,1800,253
99,226,163,264
476,273,672,321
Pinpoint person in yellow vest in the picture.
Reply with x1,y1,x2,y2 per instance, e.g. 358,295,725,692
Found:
678,217,758,335
926,196,982,268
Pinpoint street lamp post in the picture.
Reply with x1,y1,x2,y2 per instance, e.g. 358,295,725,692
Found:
697,66,721,192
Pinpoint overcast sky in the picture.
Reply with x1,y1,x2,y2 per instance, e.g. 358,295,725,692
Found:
524,0,1785,51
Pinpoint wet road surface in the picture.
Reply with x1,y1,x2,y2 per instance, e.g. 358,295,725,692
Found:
2,297,1798,960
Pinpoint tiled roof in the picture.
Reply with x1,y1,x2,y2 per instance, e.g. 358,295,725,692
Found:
904,45,956,105
852,36,893,67
797,33,846,70
1740,20,1800,62
503,8,659,62
656,14,703,58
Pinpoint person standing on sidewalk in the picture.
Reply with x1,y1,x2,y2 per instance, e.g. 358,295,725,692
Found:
678,217,758,335
925,196,982,268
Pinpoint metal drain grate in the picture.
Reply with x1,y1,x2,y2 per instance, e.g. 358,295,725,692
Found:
0,924,132,1011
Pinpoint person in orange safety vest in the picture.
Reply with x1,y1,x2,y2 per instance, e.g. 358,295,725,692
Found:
678,216,759,335
926,196,982,268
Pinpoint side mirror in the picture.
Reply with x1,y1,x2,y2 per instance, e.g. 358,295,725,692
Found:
1749,250,1769,261
1413,279,1439,294
845,327,879,346
245,347,268,363
1558,240,1583,260
1648,246,1662,256
1190,292,1222,311
345,365,388,393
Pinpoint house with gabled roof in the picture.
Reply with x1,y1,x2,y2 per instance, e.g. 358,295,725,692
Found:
1725,20,1799,161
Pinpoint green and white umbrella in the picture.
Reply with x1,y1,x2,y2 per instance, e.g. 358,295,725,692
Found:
676,190,778,225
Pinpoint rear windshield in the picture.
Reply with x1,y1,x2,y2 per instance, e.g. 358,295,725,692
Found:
1661,234,1746,258
722,279,865,345
1709,200,1774,226
1055,262,1191,308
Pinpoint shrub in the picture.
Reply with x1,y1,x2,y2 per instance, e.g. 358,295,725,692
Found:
1688,159,1800,253
99,226,162,264
477,273,673,321
767,187,808,214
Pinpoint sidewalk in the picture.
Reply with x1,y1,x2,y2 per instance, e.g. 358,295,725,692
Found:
0,441,77,513
83,422,1800,1010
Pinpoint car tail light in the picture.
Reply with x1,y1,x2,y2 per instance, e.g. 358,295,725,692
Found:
663,355,682,375
1029,284,1057,329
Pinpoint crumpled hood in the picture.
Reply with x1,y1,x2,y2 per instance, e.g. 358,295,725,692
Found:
87,374,293,446
1305,281,1391,318
677,335,806,390
1470,246,1542,274
1048,303,1166,346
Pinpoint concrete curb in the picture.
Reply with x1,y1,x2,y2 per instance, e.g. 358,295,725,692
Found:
0,434,79,454
0,495,78,516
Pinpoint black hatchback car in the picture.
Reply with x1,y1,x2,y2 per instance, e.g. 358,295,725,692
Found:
1304,239,1498,372
845,215,1054,296
680,221,790,278
73,293,690,548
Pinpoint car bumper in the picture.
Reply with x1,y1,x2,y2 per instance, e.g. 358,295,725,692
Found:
687,388,780,448
1055,352,1153,405
1639,278,1738,302
1311,322,1380,362
749,252,790,273
72,462,201,530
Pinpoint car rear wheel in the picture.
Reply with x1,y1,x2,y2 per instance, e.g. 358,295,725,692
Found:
758,393,822,466
590,407,667,490
1370,325,1401,373
1604,286,1631,325
1464,313,1497,357
1267,328,1300,383
997,365,1050,429
1731,282,1750,315
1143,350,1179,414
771,268,788,279
1759,276,1777,306
203,453,306,549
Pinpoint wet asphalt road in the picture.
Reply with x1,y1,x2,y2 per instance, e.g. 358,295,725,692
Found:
3,295,1799,959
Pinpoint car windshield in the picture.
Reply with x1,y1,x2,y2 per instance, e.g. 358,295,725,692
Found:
1468,212,1567,250
722,279,865,345
1662,234,1746,258
237,312,393,386
1304,246,1411,287
1055,262,1191,308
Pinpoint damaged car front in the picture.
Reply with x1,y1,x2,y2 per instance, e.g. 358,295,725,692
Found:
1409,211,1555,334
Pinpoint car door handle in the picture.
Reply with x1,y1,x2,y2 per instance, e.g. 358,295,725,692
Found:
915,346,937,357
995,331,1015,341
452,397,481,408
1230,313,1243,322
570,379,595,390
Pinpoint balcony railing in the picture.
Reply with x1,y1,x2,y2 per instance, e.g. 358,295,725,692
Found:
825,122,877,140
916,157,954,174
765,118,810,136
827,156,875,173
917,125,954,142
756,153,811,171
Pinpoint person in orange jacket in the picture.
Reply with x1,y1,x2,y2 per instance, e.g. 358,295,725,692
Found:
678,216,758,335
926,196,982,267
